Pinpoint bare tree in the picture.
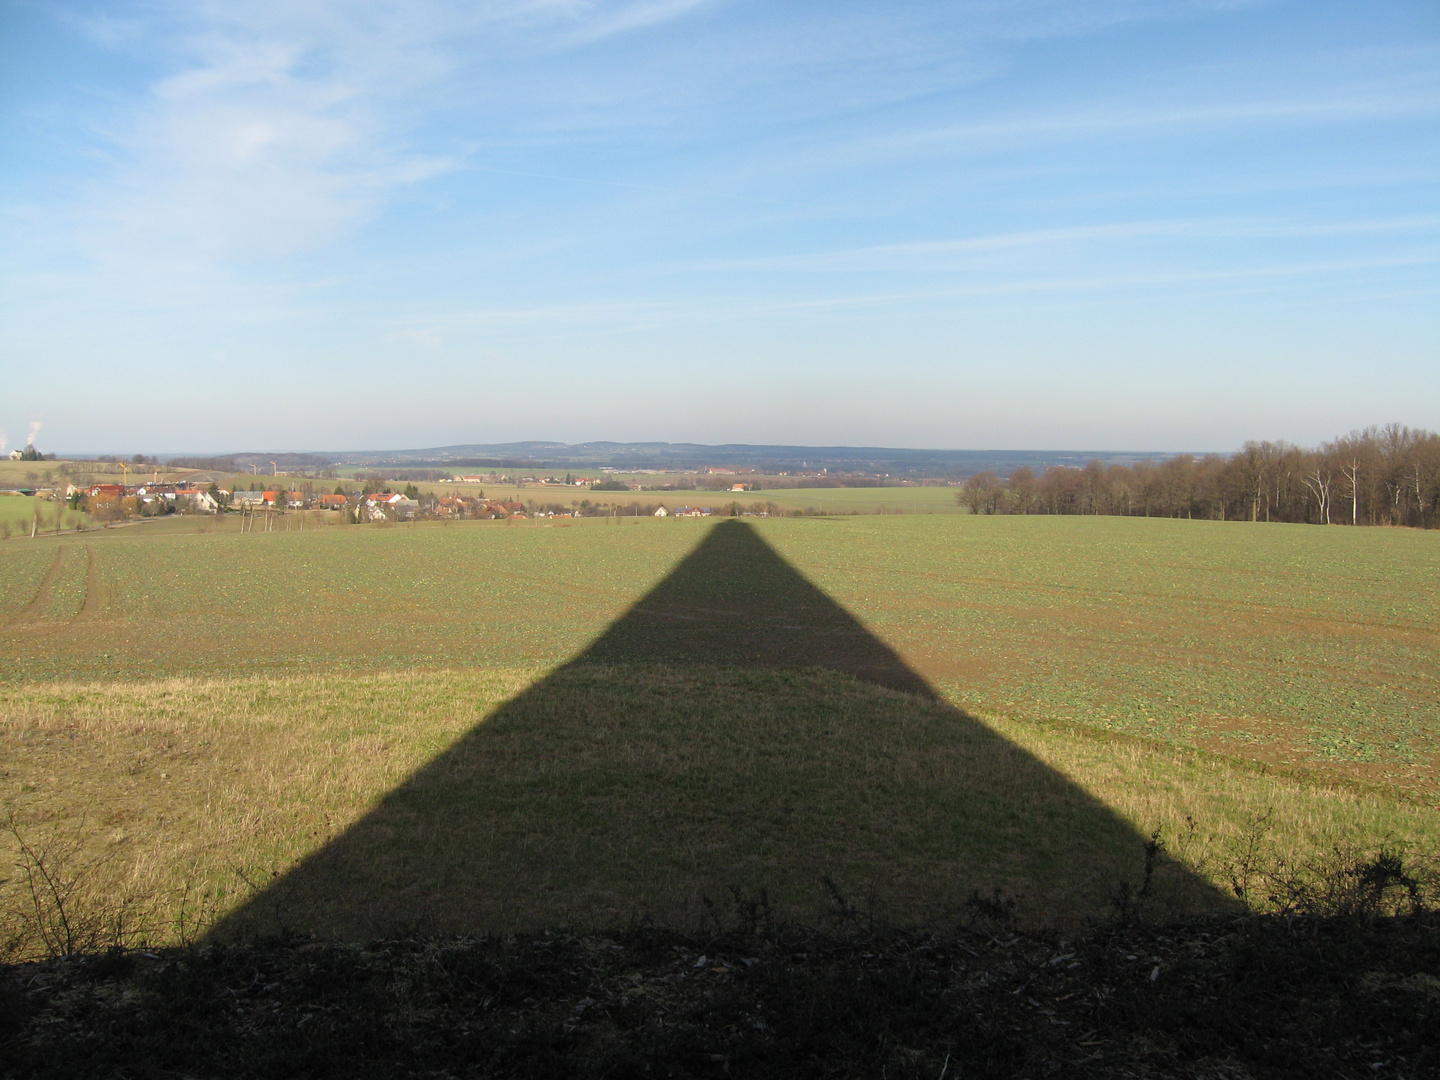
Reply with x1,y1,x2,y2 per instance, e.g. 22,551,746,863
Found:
959,471,1004,515
1302,457,1334,525
1006,466,1037,514
1234,441,1271,522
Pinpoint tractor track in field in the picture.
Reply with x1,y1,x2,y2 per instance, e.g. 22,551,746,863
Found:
78,544,103,618
8,545,104,629
14,546,65,620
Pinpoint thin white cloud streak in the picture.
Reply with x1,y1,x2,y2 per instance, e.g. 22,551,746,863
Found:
463,163,682,192
385,253,1438,334
392,299,669,330
750,255,1440,314
960,0,1277,41
831,87,1440,165
559,0,717,44
676,216,1440,273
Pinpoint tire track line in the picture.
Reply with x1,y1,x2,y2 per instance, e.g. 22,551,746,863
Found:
15,546,65,619
78,544,101,618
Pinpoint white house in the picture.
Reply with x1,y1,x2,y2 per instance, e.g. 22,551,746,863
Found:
362,492,421,519
175,488,220,512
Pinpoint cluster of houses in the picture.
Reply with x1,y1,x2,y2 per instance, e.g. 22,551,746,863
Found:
653,506,770,518
66,480,773,524
432,495,527,520
79,482,221,513
233,489,533,521
440,475,606,487
75,483,530,522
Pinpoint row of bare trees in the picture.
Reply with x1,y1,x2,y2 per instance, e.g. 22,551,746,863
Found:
959,424,1440,527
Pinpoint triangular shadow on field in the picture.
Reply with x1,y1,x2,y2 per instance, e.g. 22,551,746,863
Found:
576,518,936,698
209,520,1226,939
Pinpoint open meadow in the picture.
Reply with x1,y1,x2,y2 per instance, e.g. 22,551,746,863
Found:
1,513,1436,953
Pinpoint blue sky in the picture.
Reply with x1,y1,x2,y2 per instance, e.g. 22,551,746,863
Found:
1,0,1436,454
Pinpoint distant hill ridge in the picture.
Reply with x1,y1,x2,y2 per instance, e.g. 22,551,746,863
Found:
159,443,1181,477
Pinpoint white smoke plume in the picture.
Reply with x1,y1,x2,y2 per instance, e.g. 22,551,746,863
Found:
27,420,42,447
0,429,7,452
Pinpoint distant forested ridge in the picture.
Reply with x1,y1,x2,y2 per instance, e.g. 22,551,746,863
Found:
326,442,1176,478
959,424,1440,527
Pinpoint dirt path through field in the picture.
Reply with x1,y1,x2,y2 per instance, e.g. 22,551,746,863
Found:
14,546,65,619
78,544,103,618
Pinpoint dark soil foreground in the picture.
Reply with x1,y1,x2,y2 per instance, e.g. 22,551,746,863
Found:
2,914,1437,1079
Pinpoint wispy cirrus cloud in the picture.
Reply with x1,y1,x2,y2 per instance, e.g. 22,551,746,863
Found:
745,254,1440,313
815,86,1440,172
675,216,1440,273
59,0,723,268
915,91,1440,146
379,250,1438,340
561,0,718,43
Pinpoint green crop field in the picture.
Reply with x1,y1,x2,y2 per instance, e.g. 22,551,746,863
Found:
0,495,89,538
580,484,965,515
446,482,962,514
0,496,34,525
0,495,44,529
3,514,1434,794
401,480,964,515
1,514,1436,952
701,485,961,514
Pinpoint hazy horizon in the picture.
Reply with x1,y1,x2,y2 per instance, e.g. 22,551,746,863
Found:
40,439,1230,462
3,0,1436,454
11,424,1432,462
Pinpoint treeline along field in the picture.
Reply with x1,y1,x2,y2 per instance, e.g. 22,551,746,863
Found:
959,423,1440,525
0,514,1436,949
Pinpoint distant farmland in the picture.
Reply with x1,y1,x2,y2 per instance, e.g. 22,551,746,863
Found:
398,478,968,515
0,514,1436,949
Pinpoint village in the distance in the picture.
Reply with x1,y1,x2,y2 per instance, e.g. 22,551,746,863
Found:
0,443,793,532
